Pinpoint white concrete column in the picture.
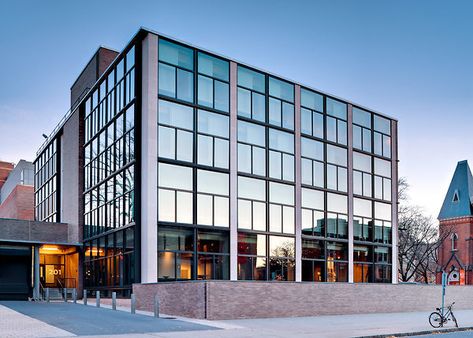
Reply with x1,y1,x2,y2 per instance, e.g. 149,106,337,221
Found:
294,85,302,282
347,105,354,283
140,33,158,283
229,61,238,281
391,120,399,284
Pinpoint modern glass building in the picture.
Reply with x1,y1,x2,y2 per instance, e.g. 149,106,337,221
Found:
34,28,398,294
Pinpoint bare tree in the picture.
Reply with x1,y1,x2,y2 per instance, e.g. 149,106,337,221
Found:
397,178,452,283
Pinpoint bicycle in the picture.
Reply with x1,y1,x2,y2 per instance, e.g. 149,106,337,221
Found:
429,302,458,328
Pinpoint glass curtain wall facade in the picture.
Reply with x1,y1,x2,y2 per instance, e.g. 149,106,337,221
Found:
155,35,396,284
34,138,59,222
157,39,231,281
82,45,136,293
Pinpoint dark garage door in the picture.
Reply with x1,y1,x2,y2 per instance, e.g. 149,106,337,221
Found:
0,245,32,300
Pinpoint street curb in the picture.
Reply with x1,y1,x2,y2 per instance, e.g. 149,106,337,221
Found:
354,326,473,338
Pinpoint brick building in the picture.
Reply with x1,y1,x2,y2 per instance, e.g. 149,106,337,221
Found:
0,160,35,220
437,160,473,285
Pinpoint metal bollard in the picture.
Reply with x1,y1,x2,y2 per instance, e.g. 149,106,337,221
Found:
131,294,136,314
96,291,100,308
64,288,67,302
154,294,159,318
112,292,117,310
83,290,87,306
46,288,50,303
73,289,77,304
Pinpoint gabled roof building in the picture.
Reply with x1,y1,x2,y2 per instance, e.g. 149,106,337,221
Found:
437,160,473,285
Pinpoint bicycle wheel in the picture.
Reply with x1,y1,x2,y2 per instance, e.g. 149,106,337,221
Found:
451,312,458,328
429,312,443,328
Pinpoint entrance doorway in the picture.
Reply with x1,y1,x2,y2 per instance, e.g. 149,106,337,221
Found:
39,245,78,289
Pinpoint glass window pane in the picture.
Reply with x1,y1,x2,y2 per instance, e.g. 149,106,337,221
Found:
198,52,229,81
198,135,213,166
353,125,362,150
354,198,372,218
283,153,294,181
354,152,372,172
374,132,382,155
313,112,324,139
270,182,294,205
327,117,337,142
327,193,347,214
302,137,324,161
327,144,347,167
282,102,294,130
197,194,212,225
326,98,347,120
238,121,265,146
301,158,312,185
158,126,175,159
269,151,281,179
238,143,251,173
353,107,371,128
363,128,372,152
238,176,266,201
158,189,175,222
214,138,229,169
214,80,229,112
176,191,193,223
374,158,391,178
159,163,192,190
270,204,282,232
327,164,337,190
214,196,229,227
238,66,265,93
374,115,391,135
177,130,193,162
338,167,347,192
302,188,324,210
338,120,347,145
197,170,229,196
269,236,295,258
375,202,391,221
269,97,281,126
301,88,323,111
269,77,294,102
159,100,194,130
301,108,312,135
159,252,176,280
252,92,266,122
314,161,324,188
158,63,175,97
159,39,193,70
269,129,294,154
253,202,266,231
198,109,229,138
176,69,193,102
383,135,391,158
198,75,213,108
253,147,266,176
238,87,251,118
238,199,251,229
354,171,363,195
283,206,295,234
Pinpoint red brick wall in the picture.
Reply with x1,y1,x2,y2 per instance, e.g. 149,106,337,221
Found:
437,217,473,284
133,281,473,320
0,185,34,220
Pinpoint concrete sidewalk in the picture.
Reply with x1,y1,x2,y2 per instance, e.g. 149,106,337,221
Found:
2,300,473,337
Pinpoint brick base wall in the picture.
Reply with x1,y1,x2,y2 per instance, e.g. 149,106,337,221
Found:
133,281,473,320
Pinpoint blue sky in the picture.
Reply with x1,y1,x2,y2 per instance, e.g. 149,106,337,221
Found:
0,0,472,218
